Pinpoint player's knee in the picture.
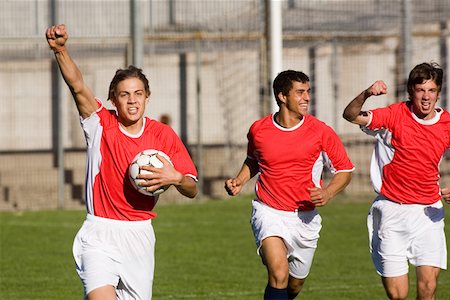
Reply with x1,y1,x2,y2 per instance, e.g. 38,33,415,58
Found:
385,288,408,300
417,279,437,299
268,269,289,288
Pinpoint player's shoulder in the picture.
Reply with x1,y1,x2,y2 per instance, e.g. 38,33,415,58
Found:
146,117,173,131
144,118,180,142
305,114,324,124
93,102,119,127
438,107,450,122
438,107,450,116
372,100,406,112
249,114,273,131
305,115,333,131
389,101,409,113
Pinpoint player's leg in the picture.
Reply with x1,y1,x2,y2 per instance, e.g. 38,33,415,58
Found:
73,216,121,299
260,236,289,299
87,285,117,300
287,276,305,299
381,275,409,300
415,265,440,300
115,219,156,300
286,209,321,299
409,201,446,300
368,197,410,300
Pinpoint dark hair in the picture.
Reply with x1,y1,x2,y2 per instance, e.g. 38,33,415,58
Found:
108,65,150,100
407,62,443,98
273,70,310,105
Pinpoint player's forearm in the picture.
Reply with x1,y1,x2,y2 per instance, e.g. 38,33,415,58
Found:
236,158,259,186
53,49,97,117
324,172,352,199
53,48,85,94
175,176,198,198
342,89,370,122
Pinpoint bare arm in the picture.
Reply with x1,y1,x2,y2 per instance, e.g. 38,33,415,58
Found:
174,176,198,198
441,187,450,204
224,157,259,196
309,171,353,207
45,24,98,119
139,155,198,198
342,80,388,126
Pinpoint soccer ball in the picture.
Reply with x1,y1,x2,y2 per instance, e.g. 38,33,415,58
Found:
128,149,173,196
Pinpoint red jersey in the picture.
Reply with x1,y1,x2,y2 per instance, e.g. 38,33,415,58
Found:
367,101,450,204
81,100,198,220
247,114,354,211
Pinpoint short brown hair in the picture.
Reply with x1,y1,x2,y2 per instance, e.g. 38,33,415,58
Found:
273,70,310,105
108,65,150,100
407,62,443,98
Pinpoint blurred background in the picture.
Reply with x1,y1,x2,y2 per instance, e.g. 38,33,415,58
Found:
1,0,449,210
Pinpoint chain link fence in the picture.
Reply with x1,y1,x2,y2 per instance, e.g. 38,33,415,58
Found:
1,0,449,210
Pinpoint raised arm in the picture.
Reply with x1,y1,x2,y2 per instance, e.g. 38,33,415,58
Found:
45,24,98,119
342,80,388,126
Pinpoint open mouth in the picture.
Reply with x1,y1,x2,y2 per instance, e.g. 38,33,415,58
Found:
128,107,139,114
421,102,431,110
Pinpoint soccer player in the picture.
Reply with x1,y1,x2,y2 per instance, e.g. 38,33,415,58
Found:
225,70,354,299
46,24,198,300
342,62,450,300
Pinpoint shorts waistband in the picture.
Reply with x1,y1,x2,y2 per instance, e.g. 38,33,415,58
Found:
86,214,152,228
375,195,443,208
253,200,317,216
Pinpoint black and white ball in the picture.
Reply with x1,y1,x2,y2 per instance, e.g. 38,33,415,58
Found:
129,149,173,196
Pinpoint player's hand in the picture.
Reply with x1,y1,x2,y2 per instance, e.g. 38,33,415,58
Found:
45,24,68,52
224,178,243,196
138,154,183,193
308,187,331,207
441,187,450,204
366,80,387,97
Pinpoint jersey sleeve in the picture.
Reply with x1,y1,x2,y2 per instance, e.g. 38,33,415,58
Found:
156,124,198,180
246,122,258,161
80,98,107,147
367,104,397,131
322,125,354,173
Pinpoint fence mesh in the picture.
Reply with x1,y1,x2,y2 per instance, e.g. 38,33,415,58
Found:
0,0,449,210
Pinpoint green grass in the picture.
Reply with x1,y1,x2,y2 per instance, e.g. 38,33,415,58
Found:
1,194,449,299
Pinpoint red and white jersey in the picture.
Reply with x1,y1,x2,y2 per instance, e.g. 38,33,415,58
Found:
365,101,450,204
247,114,354,211
81,100,198,221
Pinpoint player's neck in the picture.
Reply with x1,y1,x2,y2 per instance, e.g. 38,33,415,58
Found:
275,112,303,128
119,118,145,135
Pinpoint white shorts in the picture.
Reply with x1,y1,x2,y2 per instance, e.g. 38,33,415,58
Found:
73,214,156,300
251,200,322,279
367,196,447,277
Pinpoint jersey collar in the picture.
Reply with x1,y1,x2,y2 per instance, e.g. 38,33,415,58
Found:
272,113,305,131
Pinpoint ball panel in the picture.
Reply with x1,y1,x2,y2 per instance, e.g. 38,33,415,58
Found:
128,149,173,197
142,149,159,156
149,155,163,168
129,163,140,179
136,154,150,166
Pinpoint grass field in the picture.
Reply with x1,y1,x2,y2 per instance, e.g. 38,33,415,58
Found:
1,194,449,299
